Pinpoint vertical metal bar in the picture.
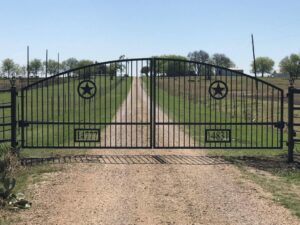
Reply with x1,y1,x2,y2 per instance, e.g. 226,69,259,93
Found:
42,79,44,147
271,88,274,148
104,67,107,147
167,60,170,147
280,89,284,149
115,62,118,147
266,85,269,146
130,61,133,147
150,58,156,148
135,61,138,147
21,90,24,147
183,61,186,147
141,61,144,147
153,58,156,148
172,60,175,147
36,79,39,146
287,86,294,163
11,85,17,154
63,73,65,147
125,62,128,147
146,60,149,147
120,62,123,147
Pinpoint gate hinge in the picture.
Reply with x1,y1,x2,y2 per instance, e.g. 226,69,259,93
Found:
18,120,29,127
274,121,285,129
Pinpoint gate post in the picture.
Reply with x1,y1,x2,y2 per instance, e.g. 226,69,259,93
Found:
287,86,294,163
10,84,18,155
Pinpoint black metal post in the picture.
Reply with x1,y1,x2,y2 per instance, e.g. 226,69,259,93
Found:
11,85,17,154
287,86,294,163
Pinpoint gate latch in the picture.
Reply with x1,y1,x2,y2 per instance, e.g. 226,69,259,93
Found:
274,121,285,129
18,120,29,128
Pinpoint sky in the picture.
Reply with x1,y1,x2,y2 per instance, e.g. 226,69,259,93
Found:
0,0,299,74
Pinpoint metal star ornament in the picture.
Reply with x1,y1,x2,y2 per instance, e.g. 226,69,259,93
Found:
78,80,97,99
209,80,228,100
81,83,93,96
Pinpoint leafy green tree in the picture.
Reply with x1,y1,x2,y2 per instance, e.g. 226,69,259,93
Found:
187,50,209,63
187,50,211,79
1,58,16,77
14,64,26,77
279,53,300,79
61,58,79,71
77,59,94,68
141,66,150,76
44,59,59,75
29,59,43,76
211,53,235,68
156,55,187,76
251,57,274,77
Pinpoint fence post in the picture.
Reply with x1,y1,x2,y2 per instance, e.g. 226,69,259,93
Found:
287,86,294,163
10,85,17,155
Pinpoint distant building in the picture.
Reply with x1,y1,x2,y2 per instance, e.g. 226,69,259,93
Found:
272,72,289,78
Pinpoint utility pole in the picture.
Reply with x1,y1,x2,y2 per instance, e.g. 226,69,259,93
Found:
27,46,30,85
45,49,48,78
251,34,257,78
57,53,60,73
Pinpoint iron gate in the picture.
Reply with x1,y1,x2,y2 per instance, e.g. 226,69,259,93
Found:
19,58,284,149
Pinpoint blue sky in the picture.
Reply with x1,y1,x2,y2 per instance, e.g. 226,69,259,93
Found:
0,0,299,73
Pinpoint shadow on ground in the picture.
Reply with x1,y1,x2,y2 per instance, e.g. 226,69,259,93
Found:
20,154,229,166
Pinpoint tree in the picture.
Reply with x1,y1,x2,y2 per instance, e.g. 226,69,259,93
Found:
279,54,300,80
1,58,16,77
156,55,187,76
187,50,210,78
211,53,235,68
77,59,94,68
44,59,60,75
61,58,79,71
187,50,209,63
29,59,43,76
251,57,274,77
14,64,26,77
141,66,150,76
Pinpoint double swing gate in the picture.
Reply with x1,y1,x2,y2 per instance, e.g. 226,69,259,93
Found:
1,58,286,151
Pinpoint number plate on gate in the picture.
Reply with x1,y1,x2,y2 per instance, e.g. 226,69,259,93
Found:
74,129,100,142
205,129,231,143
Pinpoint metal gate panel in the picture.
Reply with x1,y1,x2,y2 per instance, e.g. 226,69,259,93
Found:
20,59,153,148
153,58,284,149
20,58,284,149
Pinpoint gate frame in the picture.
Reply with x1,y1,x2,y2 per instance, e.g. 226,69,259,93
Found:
17,57,286,150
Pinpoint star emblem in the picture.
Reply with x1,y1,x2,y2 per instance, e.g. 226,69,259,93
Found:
81,83,93,96
78,80,96,99
209,81,228,100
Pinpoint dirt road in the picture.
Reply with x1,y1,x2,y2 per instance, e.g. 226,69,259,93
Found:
17,78,299,225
